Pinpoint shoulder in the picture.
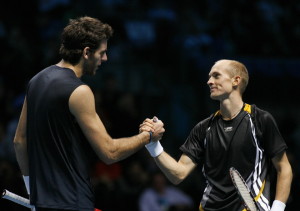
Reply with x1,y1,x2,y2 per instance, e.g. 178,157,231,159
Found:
70,85,94,104
28,66,49,83
69,85,95,112
194,113,218,133
251,104,275,122
195,114,215,129
250,104,280,137
72,84,93,95
187,114,215,140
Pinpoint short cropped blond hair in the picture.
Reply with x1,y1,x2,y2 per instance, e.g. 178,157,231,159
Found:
217,59,249,94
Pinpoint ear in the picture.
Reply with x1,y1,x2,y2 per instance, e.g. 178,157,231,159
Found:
232,75,241,87
83,47,91,59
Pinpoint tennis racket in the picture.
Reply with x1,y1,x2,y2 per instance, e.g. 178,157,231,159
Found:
229,167,258,211
2,189,35,210
2,189,102,211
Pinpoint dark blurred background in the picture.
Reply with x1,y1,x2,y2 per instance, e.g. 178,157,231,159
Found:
0,0,299,210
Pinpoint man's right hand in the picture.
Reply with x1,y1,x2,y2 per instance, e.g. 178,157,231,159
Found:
140,117,165,157
151,116,165,141
139,117,165,142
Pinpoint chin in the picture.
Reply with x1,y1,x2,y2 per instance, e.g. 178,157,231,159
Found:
210,94,220,100
210,93,217,98
86,69,97,76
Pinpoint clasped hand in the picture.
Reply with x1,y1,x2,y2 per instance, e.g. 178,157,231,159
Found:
139,116,165,142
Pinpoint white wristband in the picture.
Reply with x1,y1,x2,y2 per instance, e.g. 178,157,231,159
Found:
145,141,163,157
22,175,30,195
271,200,286,211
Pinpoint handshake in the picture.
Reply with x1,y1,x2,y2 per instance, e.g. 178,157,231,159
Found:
139,116,165,157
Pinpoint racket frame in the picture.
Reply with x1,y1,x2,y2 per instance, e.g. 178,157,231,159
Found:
229,167,258,211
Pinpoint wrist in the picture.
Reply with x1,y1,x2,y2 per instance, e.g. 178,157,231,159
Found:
271,200,286,211
145,140,164,157
139,131,152,144
149,131,152,143
22,175,30,195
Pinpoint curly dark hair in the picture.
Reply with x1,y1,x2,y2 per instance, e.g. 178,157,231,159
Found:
59,16,113,65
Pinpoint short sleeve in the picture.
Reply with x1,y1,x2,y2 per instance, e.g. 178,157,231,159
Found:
179,117,210,164
255,108,287,158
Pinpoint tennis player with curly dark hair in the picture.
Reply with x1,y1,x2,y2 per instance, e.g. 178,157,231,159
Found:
14,16,165,211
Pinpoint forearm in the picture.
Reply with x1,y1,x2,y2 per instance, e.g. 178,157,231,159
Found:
14,138,29,175
274,164,293,203
108,132,150,163
79,114,151,164
13,98,29,175
154,152,187,185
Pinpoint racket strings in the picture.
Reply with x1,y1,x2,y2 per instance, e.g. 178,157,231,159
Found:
230,168,258,211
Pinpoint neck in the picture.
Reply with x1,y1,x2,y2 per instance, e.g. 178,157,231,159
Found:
220,99,244,120
56,60,82,78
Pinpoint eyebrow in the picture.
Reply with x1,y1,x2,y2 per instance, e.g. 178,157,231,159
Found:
100,49,107,54
208,70,220,77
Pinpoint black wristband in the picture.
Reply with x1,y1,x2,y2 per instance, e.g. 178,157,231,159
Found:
149,131,153,143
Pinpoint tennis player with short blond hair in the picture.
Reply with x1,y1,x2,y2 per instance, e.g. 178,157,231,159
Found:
141,59,292,211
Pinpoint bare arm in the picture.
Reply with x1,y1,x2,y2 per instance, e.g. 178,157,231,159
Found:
13,97,29,176
69,85,164,165
139,119,196,185
154,152,197,185
272,151,293,203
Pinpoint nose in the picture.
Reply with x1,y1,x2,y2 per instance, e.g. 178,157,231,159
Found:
207,77,213,86
102,53,108,62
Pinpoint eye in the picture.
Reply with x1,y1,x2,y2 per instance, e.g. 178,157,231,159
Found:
212,73,220,79
99,50,107,57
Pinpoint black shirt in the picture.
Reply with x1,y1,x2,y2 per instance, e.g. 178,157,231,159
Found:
26,65,95,210
180,104,287,211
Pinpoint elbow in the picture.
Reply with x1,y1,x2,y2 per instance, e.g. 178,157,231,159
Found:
100,141,119,165
169,174,185,185
171,178,183,185
102,151,119,165
13,136,25,149
13,139,19,147
13,135,20,145
100,153,118,165
102,158,116,165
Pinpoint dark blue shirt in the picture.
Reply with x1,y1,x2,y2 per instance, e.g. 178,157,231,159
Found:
26,65,95,210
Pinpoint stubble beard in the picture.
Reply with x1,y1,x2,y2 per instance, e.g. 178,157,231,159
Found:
82,61,97,76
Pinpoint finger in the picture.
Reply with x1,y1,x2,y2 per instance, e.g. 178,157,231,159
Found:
139,124,153,130
139,123,155,130
139,126,154,133
143,118,153,123
139,123,151,129
141,122,155,128
152,122,164,131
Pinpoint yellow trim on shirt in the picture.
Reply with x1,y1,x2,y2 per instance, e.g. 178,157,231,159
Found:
215,103,251,117
214,110,220,117
244,103,251,114
254,179,266,201
199,203,205,211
